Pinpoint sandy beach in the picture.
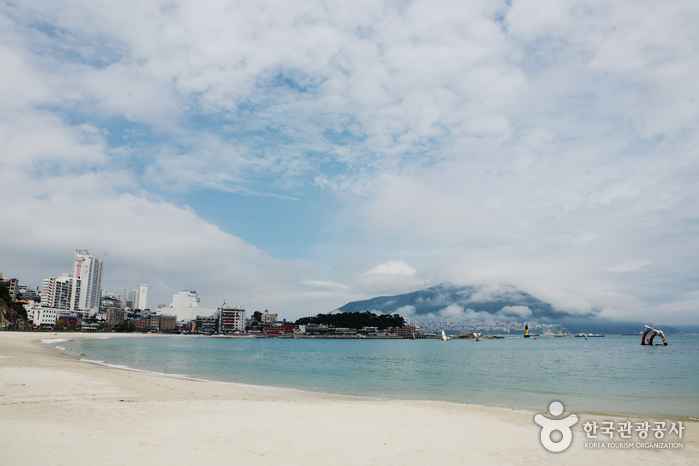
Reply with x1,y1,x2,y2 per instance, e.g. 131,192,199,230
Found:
1,332,696,465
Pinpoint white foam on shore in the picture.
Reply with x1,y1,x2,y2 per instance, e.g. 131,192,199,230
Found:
41,338,70,344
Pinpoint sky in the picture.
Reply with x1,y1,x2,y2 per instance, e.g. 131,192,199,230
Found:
1,0,698,324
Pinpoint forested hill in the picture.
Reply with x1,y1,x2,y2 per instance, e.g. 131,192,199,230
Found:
295,311,405,330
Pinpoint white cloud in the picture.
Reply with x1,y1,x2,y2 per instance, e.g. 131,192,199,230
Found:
604,260,652,273
364,260,417,276
395,305,417,317
500,305,532,319
439,304,466,318
303,281,349,290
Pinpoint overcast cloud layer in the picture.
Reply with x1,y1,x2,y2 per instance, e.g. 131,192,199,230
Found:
1,0,697,324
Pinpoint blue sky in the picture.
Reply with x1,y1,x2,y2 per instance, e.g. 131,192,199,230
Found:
1,0,698,324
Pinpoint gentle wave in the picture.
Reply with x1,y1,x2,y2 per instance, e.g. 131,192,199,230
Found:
79,357,388,401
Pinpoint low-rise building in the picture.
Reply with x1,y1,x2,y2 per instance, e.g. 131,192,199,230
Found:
106,308,126,328
261,310,277,325
157,314,176,332
30,307,59,327
57,314,82,329
395,326,418,337
195,315,219,334
304,323,330,335
262,322,295,335
132,318,147,331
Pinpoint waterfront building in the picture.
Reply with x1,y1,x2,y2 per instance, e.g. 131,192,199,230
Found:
165,290,215,321
30,307,59,327
156,314,176,332
57,314,81,329
41,275,81,312
304,323,330,335
194,315,219,334
395,326,417,337
132,318,147,331
261,310,277,325
106,307,126,328
261,322,295,335
72,249,103,315
142,313,175,332
138,284,148,310
219,305,246,333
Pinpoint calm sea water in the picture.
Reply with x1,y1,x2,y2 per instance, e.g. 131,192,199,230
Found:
52,334,699,418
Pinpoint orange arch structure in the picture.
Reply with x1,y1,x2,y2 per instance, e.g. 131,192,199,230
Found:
641,325,667,346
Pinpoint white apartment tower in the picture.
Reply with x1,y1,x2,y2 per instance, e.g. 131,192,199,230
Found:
138,284,148,310
41,275,81,312
121,288,139,309
72,249,103,315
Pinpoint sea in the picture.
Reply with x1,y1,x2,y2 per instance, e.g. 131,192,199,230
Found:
46,334,699,419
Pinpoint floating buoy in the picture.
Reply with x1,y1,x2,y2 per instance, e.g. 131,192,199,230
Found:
533,337,537,340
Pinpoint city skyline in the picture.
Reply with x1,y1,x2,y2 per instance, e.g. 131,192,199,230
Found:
0,1,698,324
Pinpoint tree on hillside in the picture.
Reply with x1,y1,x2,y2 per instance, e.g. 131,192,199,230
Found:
295,311,405,329
0,283,28,326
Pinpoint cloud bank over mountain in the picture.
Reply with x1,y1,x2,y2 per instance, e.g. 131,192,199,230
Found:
334,283,677,333
336,283,564,320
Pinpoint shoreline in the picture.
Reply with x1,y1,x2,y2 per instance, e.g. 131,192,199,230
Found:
23,332,699,422
39,332,698,421
41,334,697,422
2,332,697,465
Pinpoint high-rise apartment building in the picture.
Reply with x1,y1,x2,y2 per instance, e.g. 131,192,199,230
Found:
121,288,139,309
41,275,81,312
138,284,148,310
72,249,103,315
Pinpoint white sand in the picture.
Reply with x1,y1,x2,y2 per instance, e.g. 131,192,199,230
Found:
1,332,697,465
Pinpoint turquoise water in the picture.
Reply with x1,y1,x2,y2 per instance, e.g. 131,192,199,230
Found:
54,335,699,418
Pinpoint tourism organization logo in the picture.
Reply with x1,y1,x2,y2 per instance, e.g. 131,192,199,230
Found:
534,401,579,452
534,401,686,452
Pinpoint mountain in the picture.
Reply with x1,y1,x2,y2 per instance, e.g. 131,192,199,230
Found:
335,283,570,320
334,283,668,334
